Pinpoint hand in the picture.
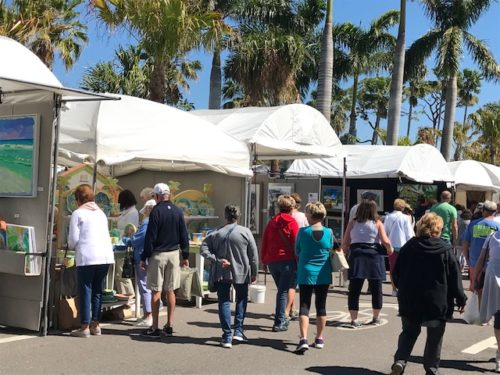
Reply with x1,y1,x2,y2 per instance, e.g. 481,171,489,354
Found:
221,259,231,269
140,260,147,271
457,304,466,314
181,259,189,268
251,276,257,283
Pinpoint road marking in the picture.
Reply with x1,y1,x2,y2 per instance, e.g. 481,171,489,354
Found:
462,337,497,354
0,335,36,344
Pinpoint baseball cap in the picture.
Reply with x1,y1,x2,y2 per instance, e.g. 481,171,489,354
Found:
483,200,497,212
140,199,156,214
153,182,170,195
361,191,377,200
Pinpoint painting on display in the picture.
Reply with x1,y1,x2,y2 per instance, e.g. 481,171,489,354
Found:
321,185,343,211
397,184,438,209
356,189,384,210
0,115,39,197
326,216,343,242
267,183,294,219
250,184,260,234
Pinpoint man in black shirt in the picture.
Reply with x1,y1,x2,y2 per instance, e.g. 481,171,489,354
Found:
140,182,189,338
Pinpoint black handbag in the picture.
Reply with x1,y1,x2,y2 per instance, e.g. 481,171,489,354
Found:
121,246,135,279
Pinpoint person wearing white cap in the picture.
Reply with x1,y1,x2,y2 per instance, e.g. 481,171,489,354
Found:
140,183,189,339
128,199,156,327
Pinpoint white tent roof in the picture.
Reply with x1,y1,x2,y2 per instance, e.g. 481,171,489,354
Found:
58,94,252,177
0,36,110,104
286,144,454,183
448,160,500,192
192,104,343,159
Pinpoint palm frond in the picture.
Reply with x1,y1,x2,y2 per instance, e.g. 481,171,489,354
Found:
435,26,462,77
369,9,399,32
405,29,441,81
463,0,495,28
463,32,500,82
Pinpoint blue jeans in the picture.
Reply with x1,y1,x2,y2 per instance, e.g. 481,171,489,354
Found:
77,264,109,325
217,282,248,340
268,260,297,327
135,263,152,314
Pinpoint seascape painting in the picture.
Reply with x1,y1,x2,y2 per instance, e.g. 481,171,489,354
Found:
0,115,38,197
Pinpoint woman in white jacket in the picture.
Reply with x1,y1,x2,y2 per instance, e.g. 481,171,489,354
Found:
68,184,114,338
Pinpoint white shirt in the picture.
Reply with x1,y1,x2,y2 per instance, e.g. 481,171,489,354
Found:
116,206,139,231
69,207,114,267
349,204,360,222
292,211,309,228
384,210,414,249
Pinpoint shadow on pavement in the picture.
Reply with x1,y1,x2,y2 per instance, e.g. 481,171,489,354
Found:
409,355,491,373
203,309,274,321
188,320,270,333
305,366,385,374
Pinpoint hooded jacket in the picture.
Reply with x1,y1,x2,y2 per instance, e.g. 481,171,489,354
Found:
394,236,467,322
261,213,299,264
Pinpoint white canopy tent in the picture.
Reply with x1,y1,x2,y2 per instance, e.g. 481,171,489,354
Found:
58,94,252,177
287,144,454,183
448,160,500,192
192,104,343,160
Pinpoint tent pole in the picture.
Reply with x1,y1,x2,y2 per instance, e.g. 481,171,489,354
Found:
341,157,347,240
41,94,62,336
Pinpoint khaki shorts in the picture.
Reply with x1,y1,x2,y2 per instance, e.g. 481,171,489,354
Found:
147,251,181,292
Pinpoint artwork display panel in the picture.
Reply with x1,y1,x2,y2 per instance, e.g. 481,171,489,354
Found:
321,185,343,211
326,216,343,241
250,184,260,234
267,183,294,219
0,115,39,197
356,189,384,210
397,184,438,209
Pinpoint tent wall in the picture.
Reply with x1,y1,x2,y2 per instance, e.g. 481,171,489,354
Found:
0,100,54,331
116,170,246,229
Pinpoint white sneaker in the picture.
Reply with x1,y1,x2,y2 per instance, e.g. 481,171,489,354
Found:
136,318,153,327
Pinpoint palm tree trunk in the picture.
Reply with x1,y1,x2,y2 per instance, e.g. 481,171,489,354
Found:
406,104,413,139
348,73,359,143
208,48,222,109
149,60,166,103
440,74,457,161
386,0,406,145
463,104,468,126
316,0,334,122
372,115,381,144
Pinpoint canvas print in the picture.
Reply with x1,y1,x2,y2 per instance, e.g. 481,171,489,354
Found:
321,185,343,211
6,224,33,252
250,184,260,234
397,184,438,209
267,183,294,219
0,115,39,197
356,189,384,210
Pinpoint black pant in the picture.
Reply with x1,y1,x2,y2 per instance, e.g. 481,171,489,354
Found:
299,284,329,317
394,317,445,375
348,278,382,311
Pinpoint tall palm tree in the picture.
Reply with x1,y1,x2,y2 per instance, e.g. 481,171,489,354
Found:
11,0,87,70
453,122,476,161
334,10,398,143
386,0,406,145
406,0,499,161
469,102,500,165
316,0,333,121
403,64,427,138
93,0,226,103
0,1,35,42
457,68,481,125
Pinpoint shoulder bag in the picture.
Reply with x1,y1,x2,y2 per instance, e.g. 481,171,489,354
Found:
329,229,349,272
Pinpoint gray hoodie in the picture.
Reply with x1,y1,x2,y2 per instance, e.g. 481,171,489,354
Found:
200,224,258,284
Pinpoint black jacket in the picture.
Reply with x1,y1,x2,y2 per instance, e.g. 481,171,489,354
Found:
394,236,467,322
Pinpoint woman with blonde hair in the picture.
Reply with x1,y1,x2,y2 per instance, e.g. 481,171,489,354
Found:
294,202,333,353
340,201,393,328
390,213,466,375
261,195,299,332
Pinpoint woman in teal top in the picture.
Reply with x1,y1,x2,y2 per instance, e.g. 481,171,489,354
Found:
294,202,333,354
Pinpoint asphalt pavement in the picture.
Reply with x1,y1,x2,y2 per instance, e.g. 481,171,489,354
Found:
0,273,497,375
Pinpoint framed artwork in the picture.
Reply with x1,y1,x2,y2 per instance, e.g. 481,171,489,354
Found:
321,185,343,211
397,184,438,209
250,184,260,234
356,189,384,210
0,115,39,197
326,216,343,241
267,183,294,219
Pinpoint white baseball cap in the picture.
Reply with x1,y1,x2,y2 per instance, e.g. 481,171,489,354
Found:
153,182,170,195
140,199,156,214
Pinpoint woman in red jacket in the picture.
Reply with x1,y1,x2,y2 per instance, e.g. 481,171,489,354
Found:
261,195,299,332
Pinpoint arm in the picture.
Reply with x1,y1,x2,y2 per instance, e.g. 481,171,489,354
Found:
295,229,303,257
340,221,353,255
199,234,216,262
260,224,271,265
289,220,299,253
178,211,190,260
392,243,405,288
462,224,472,265
451,218,458,245
246,229,259,281
377,220,393,255
67,212,79,249
141,211,157,262
446,248,467,310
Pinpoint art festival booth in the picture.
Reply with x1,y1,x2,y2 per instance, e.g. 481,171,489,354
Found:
192,104,344,243
448,160,500,207
0,36,113,335
57,94,252,310
286,144,455,239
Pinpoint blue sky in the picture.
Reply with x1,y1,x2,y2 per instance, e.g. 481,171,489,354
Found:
53,0,500,143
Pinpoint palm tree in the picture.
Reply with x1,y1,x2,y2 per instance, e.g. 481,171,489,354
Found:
334,11,398,142
11,0,87,70
386,0,406,145
92,0,226,103
457,68,481,125
403,64,427,138
0,1,35,42
469,102,500,164
406,0,499,161
453,122,476,161
316,0,333,121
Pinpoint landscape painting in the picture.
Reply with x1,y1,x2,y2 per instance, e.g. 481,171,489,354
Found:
0,115,38,197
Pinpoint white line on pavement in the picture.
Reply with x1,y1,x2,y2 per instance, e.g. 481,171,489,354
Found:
462,337,497,354
0,335,36,344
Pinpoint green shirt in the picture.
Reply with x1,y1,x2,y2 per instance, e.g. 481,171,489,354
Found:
430,202,457,241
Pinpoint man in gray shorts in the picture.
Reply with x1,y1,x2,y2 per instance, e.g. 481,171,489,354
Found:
140,182,189,338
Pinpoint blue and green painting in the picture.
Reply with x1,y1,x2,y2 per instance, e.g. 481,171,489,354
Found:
0,115,37,196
